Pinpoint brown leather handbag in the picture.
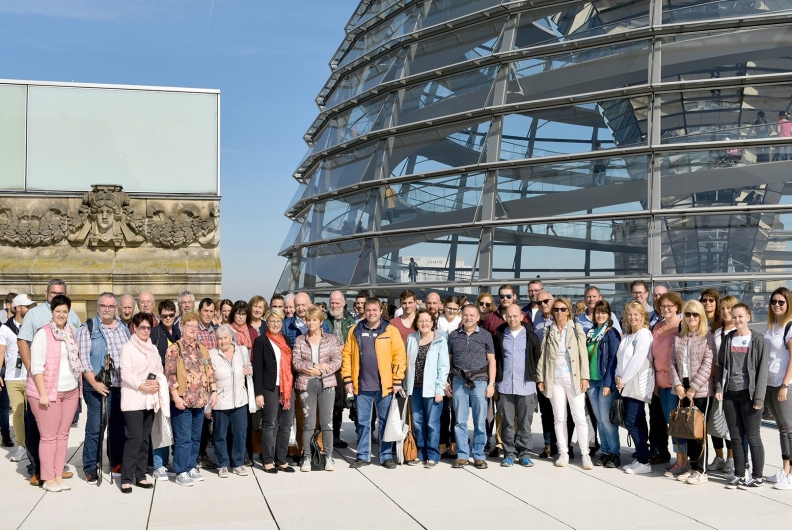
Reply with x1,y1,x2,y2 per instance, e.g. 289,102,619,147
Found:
667,399,706,440
403,399,418,462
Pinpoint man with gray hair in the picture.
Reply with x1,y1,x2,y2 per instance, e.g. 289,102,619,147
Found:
283,293,296,320
119,294,135,327
77,292,132,485
175,291,195,330
130,291,159,332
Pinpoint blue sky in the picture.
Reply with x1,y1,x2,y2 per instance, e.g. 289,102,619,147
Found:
0,0,359,300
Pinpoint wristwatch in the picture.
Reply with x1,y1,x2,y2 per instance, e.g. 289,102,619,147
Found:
782,384,789,389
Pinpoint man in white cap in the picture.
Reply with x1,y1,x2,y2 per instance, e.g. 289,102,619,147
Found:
0,294,35,462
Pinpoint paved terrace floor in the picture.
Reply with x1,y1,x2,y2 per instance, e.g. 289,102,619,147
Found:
2,411,792,530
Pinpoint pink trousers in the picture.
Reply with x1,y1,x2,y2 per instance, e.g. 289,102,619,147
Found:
29,387,79,480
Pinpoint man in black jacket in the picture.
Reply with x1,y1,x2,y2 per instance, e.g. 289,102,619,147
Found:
493,304,541,467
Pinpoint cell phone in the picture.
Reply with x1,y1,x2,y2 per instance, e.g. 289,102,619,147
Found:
147,373,157,380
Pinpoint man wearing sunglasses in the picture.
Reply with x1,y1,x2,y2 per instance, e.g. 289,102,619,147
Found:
483,285,532,337
523,280,545,320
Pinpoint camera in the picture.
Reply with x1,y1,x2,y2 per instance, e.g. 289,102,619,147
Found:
15,357,22,370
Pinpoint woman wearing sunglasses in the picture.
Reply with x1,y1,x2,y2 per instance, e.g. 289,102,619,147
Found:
700,289,722,333
537,297,592,469
476,293,494,327
669,300,715,484
763,287,792,489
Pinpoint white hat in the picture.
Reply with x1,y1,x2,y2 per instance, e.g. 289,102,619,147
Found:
12,294,36,308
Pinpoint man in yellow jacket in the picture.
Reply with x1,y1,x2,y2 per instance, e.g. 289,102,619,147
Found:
342,297,406,469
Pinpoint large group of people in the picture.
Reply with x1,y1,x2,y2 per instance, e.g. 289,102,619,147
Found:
1,279,791,493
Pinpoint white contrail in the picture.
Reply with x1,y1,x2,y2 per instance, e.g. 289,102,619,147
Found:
207,0,214,31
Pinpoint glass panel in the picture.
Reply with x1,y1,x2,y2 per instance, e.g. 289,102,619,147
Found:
505,41,649,105
295,240,366,288
351,0,403,30
511,1,650,51
496,156,649,219
0,84,26,190
310,95,393,155
659,148,792,208
660,212,792,275
339,5,421,68
305,191,371,243
491,219,649,280
279,221,305,254
387,119,490,178
27,86,218,193
405,17,506,77
302,141,380,196
286,183,308,213
659,85,792,145
325,49,407,109
419,0,501,29
375,229,482,285
662,0,792,24
279,206,311,254
499,98,648,161
660,26,792,83
394,67,498,126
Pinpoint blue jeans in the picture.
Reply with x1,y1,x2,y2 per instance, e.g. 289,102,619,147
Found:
586,381,619,456
411,387,442,462
451,377,487,461
213,406,247,469
83,387,125,474
624,397,650,464
153,446,170,469
355,391,393,463
658,387,686,453
171,405,204,474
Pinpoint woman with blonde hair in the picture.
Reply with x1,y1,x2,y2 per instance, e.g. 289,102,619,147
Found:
707,295,739,475
616,301,654,475
537,297,592,470
763,287,792,489
669,300,715,484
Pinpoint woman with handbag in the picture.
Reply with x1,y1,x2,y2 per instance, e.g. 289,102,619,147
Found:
585,300,622,469
716,303,767,489
669,300,715,485
762,287,792,489
253,308,295,474
615,301,654,475
207,325,252,478
293,306,341,472
537,297,592,470
405,308,450,468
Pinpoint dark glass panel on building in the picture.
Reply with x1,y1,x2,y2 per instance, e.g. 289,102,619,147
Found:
386,119,490,177
505,41,649,105
310,95,393,155
662,0,792,24
325,49,408,109
496,155,649,219
510,0,650,50
659,148,792,209
304,191,372,243
660,212,792,275
499,98,648,161
404,17,506,77
394,66,498,126
491,219,649,280
419,0,502,29
374,229,482,284
351,0,403,31
660,26,792,84
659,85,792,145
340,5,421,68
301,141,381,196
292,240,366,289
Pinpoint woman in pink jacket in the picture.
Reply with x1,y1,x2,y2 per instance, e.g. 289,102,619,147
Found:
27,295,82,493
119,313,163,493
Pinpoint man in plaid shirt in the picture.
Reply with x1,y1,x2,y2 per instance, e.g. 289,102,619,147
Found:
196,298,218,349
77,292,131,485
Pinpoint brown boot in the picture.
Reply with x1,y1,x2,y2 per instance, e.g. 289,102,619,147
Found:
62,470,74,479
29,474,41,486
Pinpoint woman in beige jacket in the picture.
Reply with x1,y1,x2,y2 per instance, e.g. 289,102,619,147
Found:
537,297,591,469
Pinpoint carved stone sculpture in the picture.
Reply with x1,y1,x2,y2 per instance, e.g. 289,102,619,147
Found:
147,203,220,248
0,206,71,246
68,185,145,248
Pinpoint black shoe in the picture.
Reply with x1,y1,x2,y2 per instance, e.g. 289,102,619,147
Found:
277,465,295,473
604,455,620,469
592,454,604,467
333,439,349,449
244,457,253,467
488,447,502,458
134,481,154,489
121,485,133,494
650,454,671,466
199,457,217,470
349,459,370,469
568,449,575,460
263,466,278,474
1,435,12,448
539,446,552,459
85,471,99,485
382,459,397,470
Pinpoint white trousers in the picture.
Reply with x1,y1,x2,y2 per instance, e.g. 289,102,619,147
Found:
551,376,589,456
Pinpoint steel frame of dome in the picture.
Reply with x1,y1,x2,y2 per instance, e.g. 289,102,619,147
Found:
279,0,792,307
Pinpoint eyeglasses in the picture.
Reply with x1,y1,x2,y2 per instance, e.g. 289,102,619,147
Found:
160,313,175,319
552,307,568,313
700,298,716,303
499,294,513,299
539,299,553,305
99,304,116,310
137,325,151,331
631,291,647,296
478,302,492,307
771,299,787,306
444,307,460,313
267,319,283,324
182,324,199,330
684,312,700,318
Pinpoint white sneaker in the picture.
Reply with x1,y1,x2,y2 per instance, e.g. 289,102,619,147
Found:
301,460,311,472
766,470,785,483
10,446,27,462
325,457,335,472
626,462,652,475
581,455,593,470
152,467,169,481
774,472,792,490
188,468,205,482
706,457,726,472
622,460,638,472
555,453,569,467
175,472,193,487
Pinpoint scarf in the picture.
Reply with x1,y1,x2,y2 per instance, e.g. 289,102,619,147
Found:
50,322,82,383
232,322,252,349
131,333,159,359
266,330,293,410
586,323,607,361
159,322,181,344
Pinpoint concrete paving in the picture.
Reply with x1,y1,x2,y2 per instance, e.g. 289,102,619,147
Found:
2,411,792,530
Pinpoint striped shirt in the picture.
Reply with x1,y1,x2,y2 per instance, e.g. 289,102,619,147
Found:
77,318,130,387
